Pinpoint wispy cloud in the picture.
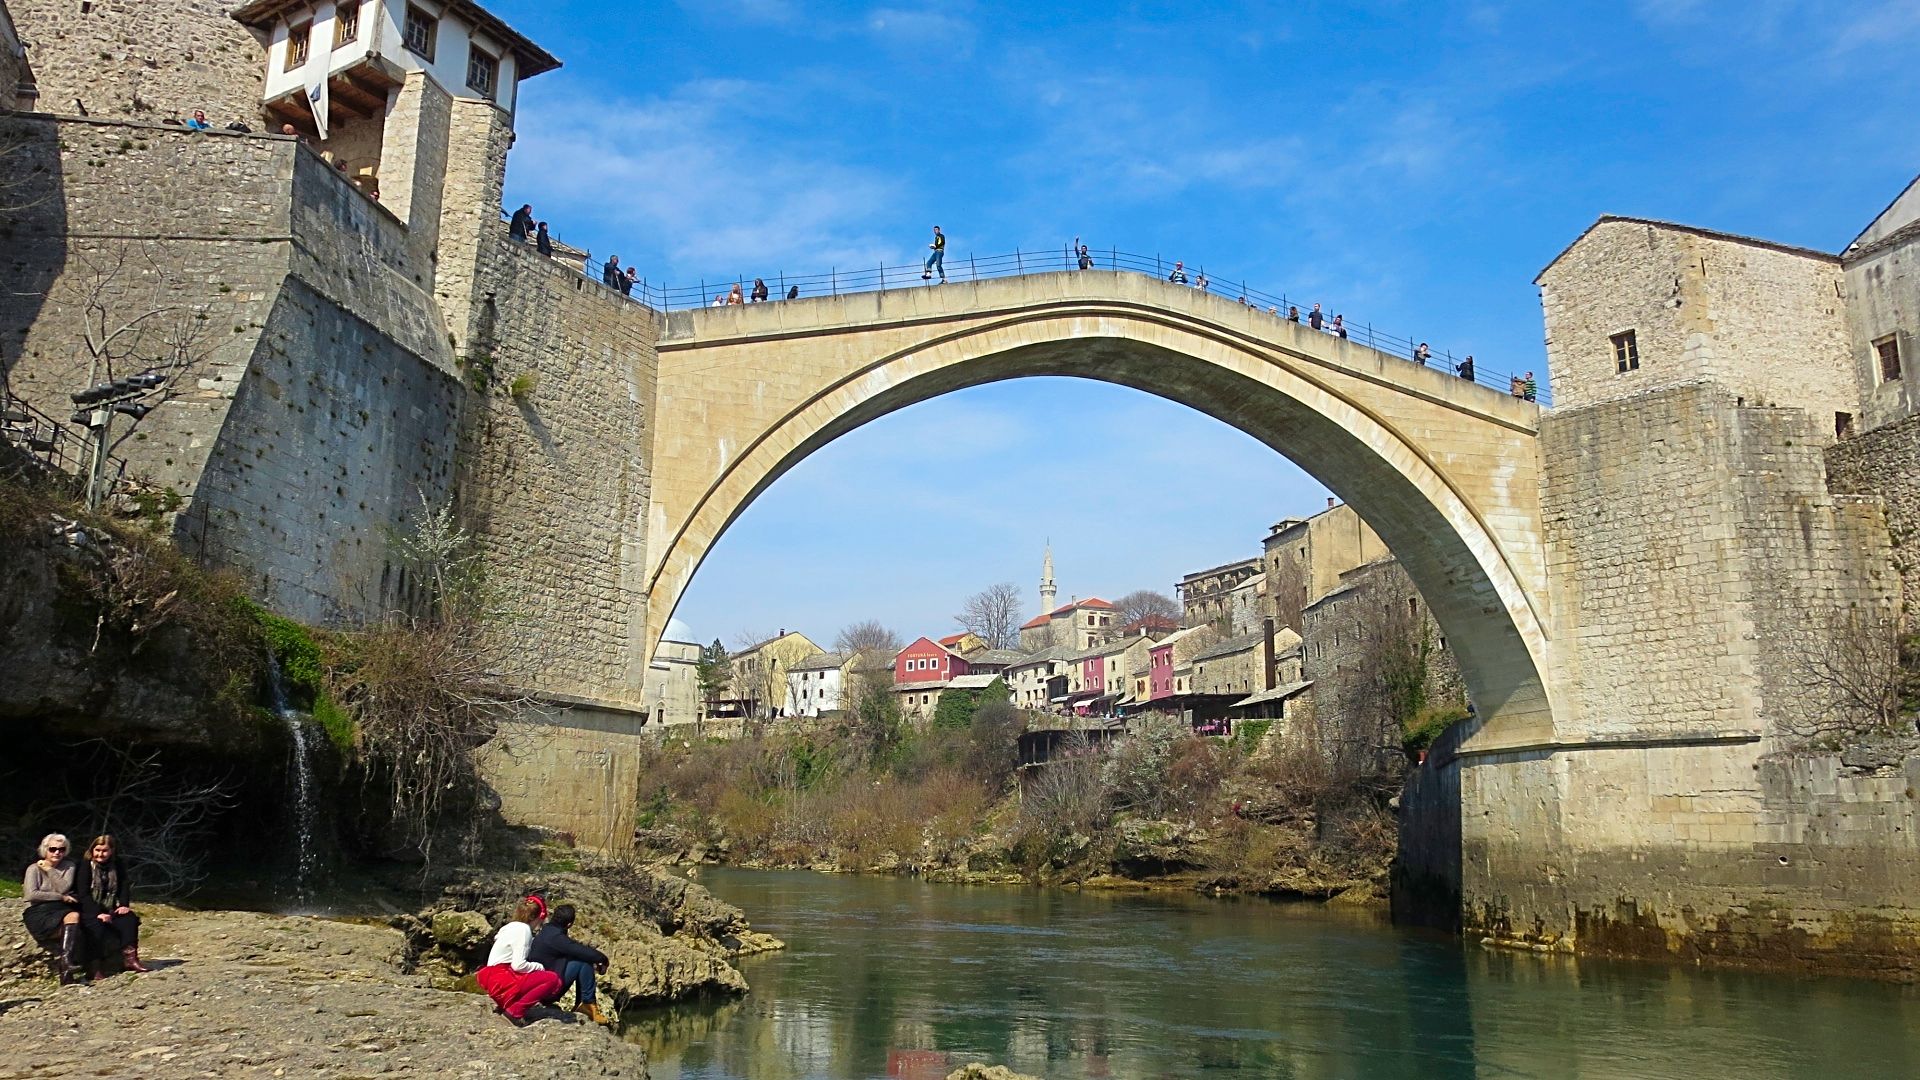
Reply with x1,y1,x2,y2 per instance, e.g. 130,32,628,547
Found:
511,79,901,275
865,5,977,56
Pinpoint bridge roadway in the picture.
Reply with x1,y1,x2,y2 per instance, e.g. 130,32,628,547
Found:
647,270,1553,748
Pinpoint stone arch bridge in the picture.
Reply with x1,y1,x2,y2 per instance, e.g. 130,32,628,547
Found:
647,271,1552,748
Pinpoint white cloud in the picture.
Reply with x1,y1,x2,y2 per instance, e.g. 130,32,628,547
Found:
510,79,902,275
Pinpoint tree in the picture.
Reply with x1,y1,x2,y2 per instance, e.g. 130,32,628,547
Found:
834,619,900,657
31,243,220,507
1790,609,1918,742
1116,589,1180,627
957,582,1023,650
696,639,733,709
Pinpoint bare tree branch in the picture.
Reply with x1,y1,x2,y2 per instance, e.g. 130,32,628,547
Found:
957,582,1023,650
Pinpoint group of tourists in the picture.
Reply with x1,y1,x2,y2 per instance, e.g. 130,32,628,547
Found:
20,833,149,985
478,893,613,1026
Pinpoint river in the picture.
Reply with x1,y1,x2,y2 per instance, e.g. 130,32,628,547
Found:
621,868,1920,1079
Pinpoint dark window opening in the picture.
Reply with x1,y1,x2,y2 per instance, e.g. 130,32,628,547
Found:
1837,412,1855,438
403,5,436,61
335,1,361,45
1877,337,1901,383
1611,329,1640,374
285,22,311,71
466,45,499,99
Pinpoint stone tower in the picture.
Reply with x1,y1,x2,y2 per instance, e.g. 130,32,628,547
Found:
1039,543,1057,614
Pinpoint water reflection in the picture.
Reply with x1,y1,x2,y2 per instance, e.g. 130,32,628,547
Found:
627,870,1920,1080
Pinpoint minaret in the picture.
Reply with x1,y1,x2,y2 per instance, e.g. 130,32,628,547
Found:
1039,543,1057,613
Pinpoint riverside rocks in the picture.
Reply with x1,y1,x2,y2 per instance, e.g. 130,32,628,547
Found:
947,1064,1042,1080
0,907,647,1078
397,863,783,1014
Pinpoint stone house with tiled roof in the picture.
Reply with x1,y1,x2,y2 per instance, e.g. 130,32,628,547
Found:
1017,597,1120,652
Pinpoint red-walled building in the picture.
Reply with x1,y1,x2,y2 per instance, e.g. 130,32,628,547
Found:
894,636,972,685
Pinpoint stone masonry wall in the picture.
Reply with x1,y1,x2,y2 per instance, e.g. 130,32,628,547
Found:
1,117,295,502
1540,220,1852,428
3,114,466,626
1451,381,1910,974
460,228,660,708
1460,736,1920,978
10,0,264,124
1827,410,1920,612
181,276,462,622
1539,384,1893,744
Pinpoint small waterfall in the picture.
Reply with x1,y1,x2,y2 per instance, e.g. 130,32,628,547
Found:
264,652,320,904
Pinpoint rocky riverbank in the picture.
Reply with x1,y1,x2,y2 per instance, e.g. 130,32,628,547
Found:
0,861,782,1079
635,809,1389,905
0,907,645,1079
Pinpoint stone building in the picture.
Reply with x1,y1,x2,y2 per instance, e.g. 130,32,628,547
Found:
642,623,700,729
1536,216,1854,424
1176,556,1262,632
728,630,821,720
1299,556,1464,754
1842,179,1920,432
1018,597,1120,652
1186,625,1302,730
1007,643,1076,712
1262,498,1389,631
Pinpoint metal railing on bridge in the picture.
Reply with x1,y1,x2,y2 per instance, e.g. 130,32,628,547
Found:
519,223,1548,406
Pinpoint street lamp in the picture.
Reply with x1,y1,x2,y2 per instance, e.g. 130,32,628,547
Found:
69,370,167,510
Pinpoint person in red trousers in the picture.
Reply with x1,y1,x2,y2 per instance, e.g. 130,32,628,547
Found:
476,896,562,1025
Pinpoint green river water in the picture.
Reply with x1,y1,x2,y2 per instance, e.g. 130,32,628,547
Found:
622,868,1920,1079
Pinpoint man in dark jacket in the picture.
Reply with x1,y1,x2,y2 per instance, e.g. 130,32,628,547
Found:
528,904,611,1024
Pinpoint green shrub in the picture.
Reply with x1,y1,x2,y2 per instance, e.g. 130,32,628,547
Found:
313,689,356,752
1403,704,1470,757
507,372,538,399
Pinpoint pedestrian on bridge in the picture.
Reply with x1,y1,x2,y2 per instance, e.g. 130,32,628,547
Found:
1308,303,1324,331
922,225,946,282
509,204,533,241
751,278,769,302
1332,314,1347,339
1287,306,1300,323
1456,355,1474,381
1521,371,1537,401
1168,261,1189,285
1414,342,1431,365
1076,238,1093,270
602,255,621,289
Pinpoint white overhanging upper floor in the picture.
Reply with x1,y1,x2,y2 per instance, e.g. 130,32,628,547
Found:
233,0,560,128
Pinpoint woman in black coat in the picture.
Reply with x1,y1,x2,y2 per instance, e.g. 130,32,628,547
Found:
74,834,149,974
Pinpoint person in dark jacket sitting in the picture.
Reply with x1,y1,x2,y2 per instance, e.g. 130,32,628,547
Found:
75,834,149,976
527,903,611,1025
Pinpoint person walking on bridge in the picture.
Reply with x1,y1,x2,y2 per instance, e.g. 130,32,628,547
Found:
1455,355,1474,381
922,225,946,282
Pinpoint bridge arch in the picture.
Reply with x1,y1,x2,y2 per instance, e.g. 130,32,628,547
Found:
648,273,1553,744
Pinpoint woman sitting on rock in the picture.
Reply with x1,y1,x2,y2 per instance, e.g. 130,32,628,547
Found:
21,833,87,984
75,834,150,975
477,895,562,1025
528,903,612,1025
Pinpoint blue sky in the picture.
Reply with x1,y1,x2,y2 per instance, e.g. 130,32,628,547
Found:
489,0,1920,650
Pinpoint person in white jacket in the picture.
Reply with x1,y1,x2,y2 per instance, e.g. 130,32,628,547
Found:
476,896,562,1024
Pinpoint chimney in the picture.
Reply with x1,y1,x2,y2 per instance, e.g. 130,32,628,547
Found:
1262,617,1277,691
1326,497,1335,510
